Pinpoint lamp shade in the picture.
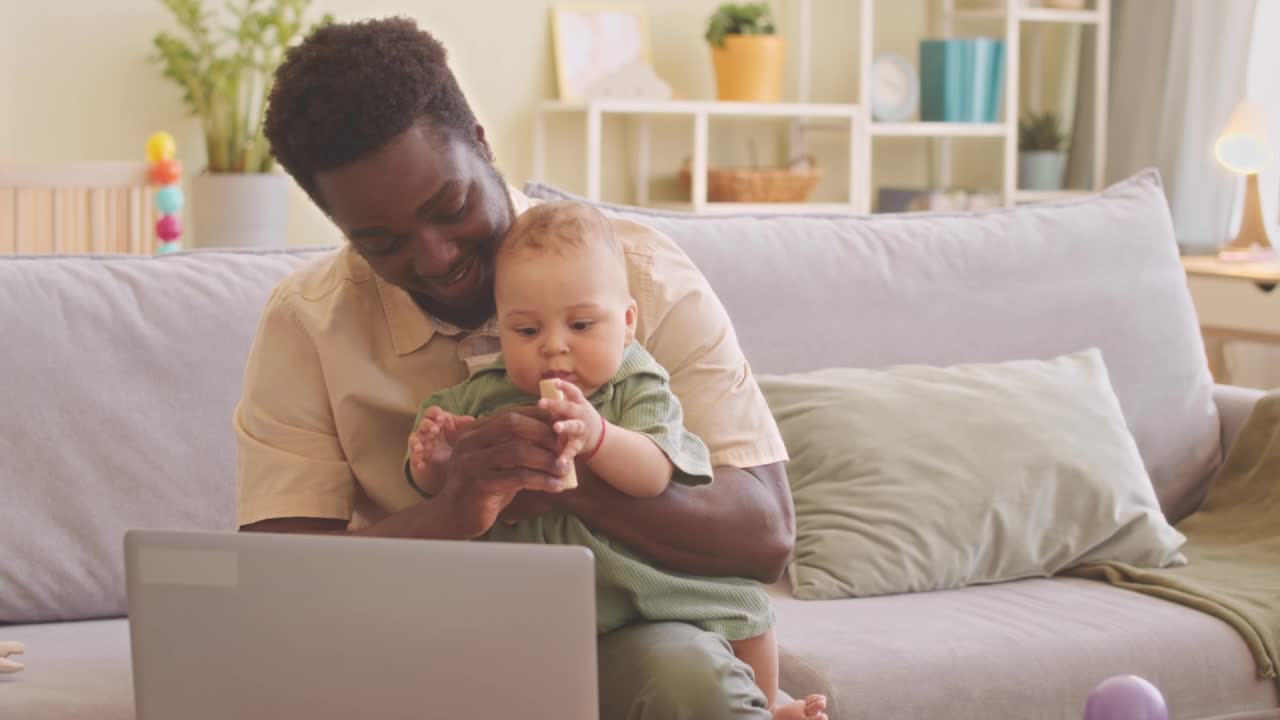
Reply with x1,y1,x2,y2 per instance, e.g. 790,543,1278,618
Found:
1215,100,1273,174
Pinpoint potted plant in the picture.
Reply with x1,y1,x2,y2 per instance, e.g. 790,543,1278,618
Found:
706,3,785,103
1018,111,1069,191
151,0,331,248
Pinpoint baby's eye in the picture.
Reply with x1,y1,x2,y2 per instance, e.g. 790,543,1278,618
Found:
570,321,595,331
516,327,539,337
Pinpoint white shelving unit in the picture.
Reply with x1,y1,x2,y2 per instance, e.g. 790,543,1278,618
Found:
531,98,865,214
850,0,1110,209
869,122,1007,137
530,0,1109,214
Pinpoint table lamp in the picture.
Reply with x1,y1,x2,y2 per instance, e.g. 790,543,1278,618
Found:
1214,100,1275,261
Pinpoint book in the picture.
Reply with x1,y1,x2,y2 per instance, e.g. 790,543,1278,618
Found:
919,38,1005,123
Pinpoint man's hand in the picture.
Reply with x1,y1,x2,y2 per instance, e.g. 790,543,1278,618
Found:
499,490,559,526
242,405,569,541
434,405,570,539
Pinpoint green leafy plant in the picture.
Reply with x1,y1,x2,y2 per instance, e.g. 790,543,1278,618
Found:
705,3,777,47
151,0,332,173
1018,111,1068,153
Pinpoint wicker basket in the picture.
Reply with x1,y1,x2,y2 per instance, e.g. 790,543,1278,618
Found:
679,158,823,204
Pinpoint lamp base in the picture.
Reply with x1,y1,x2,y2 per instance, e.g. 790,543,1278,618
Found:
1219,173,1274,262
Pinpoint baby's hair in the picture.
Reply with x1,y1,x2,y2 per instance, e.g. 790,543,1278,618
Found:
499,201,621,260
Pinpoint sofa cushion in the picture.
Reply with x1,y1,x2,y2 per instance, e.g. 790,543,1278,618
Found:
769,577,1280,720
0,249,329,623
758,349,1186,600
0,619,133,720
524,170,1221,523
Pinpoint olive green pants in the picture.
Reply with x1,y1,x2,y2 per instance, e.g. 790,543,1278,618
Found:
598,621,771,720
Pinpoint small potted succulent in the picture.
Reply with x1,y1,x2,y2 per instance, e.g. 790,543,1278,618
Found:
1018,111,1069,191
705,3,784,103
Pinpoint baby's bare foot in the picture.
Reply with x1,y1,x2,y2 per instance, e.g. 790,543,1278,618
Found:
772,694,827,720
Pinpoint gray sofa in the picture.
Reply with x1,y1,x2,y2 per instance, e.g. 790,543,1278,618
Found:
3,170,1277,719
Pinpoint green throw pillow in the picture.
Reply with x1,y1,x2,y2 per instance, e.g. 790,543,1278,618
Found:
758,348,1187,601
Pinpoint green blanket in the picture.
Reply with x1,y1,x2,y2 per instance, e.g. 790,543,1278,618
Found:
1064,391,1280,686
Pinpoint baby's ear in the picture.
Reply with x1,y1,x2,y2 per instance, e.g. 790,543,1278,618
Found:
623,299,638,344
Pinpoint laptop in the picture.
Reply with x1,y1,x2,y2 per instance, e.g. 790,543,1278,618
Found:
125,529,598,720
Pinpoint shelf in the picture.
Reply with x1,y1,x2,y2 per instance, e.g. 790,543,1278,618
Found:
949,6,1103,24
1013,189,1094,203
870,122,1009,137
947,8,1005,21
655,202,861,215
539,99,860,119
1018,7,1103,24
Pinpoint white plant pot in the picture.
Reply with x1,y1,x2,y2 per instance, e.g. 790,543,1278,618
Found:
192,173,289,249
1018,151,1067,191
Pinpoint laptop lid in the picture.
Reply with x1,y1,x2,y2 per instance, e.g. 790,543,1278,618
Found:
125,529,597,720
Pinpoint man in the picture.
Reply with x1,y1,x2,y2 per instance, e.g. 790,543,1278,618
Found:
236,16,795,720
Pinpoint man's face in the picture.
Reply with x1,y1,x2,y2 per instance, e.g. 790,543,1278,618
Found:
314,123,514,324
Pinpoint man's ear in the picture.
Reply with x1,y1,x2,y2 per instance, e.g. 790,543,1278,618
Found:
473,124,496,163
623,298,638,345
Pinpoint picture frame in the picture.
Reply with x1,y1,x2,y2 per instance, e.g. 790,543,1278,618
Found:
551,4,653,101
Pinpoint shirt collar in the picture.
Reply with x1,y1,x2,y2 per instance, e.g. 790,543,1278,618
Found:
372,183,536,357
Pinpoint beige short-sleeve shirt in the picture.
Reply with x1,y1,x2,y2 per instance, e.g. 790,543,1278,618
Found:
234,188,787,528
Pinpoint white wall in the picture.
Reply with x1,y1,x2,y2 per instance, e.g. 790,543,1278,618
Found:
1,0,1009,247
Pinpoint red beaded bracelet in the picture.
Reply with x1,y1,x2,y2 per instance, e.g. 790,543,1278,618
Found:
581,414,607,462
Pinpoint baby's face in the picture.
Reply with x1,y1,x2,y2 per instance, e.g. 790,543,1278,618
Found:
494,243,636,398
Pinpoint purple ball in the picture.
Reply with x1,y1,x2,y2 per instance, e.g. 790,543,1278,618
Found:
155,214,182,242
1084,675,1168,720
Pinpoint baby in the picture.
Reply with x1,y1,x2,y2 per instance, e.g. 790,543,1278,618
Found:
405,201,826,720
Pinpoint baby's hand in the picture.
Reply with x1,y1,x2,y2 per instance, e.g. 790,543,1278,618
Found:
408,407,476,476
537,379,603,467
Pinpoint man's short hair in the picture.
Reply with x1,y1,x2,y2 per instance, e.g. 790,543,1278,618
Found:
264,17,477,206
499,201,621,261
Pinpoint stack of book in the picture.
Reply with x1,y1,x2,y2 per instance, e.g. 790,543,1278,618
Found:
919,38,1005,123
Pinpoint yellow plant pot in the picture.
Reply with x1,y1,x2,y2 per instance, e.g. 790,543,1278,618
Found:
710,35,786,103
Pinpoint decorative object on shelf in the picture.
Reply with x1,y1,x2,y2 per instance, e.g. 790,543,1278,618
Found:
869,54,919,122
919,38,1005,123
680,145,822,204
582,60,672,101
1214,99,1275,261
876,186,1000,213
552,5,655,102
1018,111,1068,191
706,3,785,103
151,0,330,247
145,131,184,255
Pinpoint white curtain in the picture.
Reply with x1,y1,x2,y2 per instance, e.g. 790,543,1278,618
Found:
1068,0,1258,250
1224,0,1280,390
